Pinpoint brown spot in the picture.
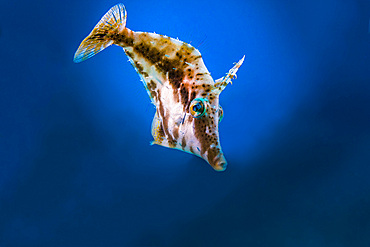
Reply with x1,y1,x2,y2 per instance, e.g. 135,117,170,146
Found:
158,94,176,148
168,139,177,147
134,61,144,73
91,32,107,41
181,136,187,150
176,52,182,59
148,80,158,99
150,90,157,100
147,47,163,63
157,122,165,143
180,86,189,106
190,91,196,102
173,127,179,141
113,30,134,46
168,69,184,90
207,147,219,166
148,80,156,90
125,50,134,58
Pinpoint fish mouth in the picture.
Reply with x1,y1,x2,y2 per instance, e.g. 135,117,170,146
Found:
210,153,228,171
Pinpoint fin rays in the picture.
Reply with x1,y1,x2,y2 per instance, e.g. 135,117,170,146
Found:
214,55,245,92
73,4,127,63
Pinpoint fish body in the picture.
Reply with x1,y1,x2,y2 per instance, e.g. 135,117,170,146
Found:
74,4,244,171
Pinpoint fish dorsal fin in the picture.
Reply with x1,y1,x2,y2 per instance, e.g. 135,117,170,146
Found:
214,55,245,92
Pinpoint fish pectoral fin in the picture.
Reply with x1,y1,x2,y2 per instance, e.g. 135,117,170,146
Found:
150,111,179,149
151,111,166,145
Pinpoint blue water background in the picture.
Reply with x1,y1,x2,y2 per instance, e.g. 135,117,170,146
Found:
1,0,370,246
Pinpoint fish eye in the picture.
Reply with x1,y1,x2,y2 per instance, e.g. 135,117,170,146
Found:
190,98,207,118
218,105,224,123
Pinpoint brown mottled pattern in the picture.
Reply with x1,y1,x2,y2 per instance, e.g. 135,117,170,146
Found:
157,93,177,148
114,28,224,168
192,105,221,167
111,29,134,46
73,3,245,170
181,136,187,151
114,28,217,149
147,80,158,100
115,29,210,106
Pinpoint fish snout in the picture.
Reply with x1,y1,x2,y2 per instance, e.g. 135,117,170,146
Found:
210,153,228,171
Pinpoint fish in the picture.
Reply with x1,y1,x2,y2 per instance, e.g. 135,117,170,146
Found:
74,3,244,171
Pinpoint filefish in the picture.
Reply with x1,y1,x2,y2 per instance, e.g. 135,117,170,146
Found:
74,3,244,171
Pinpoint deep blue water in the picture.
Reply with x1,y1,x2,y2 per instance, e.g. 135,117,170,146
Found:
1,0,370,246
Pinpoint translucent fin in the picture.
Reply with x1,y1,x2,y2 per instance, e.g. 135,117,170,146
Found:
214,55,245,92
73,3,127,63
151,111,163,144
151,111,169,147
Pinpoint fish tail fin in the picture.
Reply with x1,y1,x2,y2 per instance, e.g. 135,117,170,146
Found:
73,3,127,63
